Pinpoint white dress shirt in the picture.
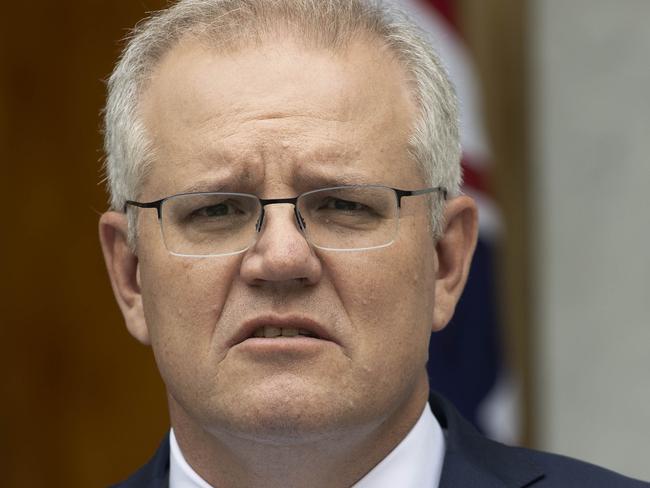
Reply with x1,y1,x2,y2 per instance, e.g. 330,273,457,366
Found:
169,403,445,488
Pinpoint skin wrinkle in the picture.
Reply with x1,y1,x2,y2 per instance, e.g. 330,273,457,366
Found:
139,36,408,192
160,134,370,205
147,122,369,202
186,36,416,474
100,30,477,488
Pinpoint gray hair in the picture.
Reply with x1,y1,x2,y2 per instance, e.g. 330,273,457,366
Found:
103,0,461,240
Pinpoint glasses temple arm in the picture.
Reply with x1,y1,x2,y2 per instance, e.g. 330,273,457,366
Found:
394,187,448,206
123,199,164,219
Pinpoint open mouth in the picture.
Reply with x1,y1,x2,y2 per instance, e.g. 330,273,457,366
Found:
251,327,320,339
230,316,334,347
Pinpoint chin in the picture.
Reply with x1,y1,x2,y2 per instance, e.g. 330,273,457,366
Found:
202,378,370,445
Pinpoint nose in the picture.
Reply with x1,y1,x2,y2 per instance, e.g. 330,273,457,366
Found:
240,204,322,285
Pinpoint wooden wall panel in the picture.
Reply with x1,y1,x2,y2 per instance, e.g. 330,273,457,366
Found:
1,2,169,486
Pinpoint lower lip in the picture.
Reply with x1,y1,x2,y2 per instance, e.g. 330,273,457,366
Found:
234,336,334,356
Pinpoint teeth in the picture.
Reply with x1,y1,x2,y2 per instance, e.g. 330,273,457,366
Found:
263,327,282,338
252,327,317,338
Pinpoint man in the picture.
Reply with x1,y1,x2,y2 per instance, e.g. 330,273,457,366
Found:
99,1,648,486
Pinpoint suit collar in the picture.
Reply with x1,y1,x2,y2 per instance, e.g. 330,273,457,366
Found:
112,436,170,488
429,391,545,488
116,392,545,488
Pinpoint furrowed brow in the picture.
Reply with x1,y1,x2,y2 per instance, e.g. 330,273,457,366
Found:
291,145,368,188
295,170,372,190
177,172,250,194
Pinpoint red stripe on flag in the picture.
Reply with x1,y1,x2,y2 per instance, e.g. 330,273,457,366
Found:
414,0,491,196
461,158,490,195
417,0,459,33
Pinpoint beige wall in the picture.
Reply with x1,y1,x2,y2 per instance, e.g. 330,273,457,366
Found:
531,0,650,480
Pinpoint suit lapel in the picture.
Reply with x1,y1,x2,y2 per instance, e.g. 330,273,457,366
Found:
112,436,170,488
430,392,545,488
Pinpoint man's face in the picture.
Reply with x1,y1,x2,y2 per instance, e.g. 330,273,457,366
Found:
103,34,473,442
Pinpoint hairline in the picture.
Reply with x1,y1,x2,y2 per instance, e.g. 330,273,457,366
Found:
104,1,460,246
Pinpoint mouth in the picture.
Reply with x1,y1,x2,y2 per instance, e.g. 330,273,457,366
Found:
251,327,319,339
229,315,334,347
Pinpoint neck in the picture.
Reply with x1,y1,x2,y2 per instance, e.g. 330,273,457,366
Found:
169,376,430,488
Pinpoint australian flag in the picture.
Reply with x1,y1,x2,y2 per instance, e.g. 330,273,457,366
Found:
397,0,520,444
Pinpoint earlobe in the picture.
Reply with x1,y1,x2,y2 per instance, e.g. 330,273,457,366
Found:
99,211,151,345
432,195,478,332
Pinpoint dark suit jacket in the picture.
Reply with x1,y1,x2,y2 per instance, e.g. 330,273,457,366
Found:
111,391,649,487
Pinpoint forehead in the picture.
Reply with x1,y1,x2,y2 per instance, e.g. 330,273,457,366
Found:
139,34,421,197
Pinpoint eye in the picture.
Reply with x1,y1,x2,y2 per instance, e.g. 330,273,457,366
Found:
190,200,245,219
195,203,236,217
321,198,369,212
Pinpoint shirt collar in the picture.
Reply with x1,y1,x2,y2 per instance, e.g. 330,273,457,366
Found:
352,402,445,488
169,429,213,488
169,403,445,488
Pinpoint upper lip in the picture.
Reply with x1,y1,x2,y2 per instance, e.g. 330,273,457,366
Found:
228,315,336,347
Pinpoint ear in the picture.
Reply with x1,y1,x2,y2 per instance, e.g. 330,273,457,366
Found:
99,211,151,345
432,195,479,332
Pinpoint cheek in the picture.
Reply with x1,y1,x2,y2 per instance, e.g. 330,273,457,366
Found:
327,227,436,363
138,252,239,363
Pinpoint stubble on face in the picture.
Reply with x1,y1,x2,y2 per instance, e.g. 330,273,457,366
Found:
136,32,437,445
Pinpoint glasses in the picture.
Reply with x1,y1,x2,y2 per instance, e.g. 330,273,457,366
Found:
124,184,446,257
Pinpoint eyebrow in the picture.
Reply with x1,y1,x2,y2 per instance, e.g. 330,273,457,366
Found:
294,170,373,190
177,176,237,194
176,182,220,194
178,172,373,195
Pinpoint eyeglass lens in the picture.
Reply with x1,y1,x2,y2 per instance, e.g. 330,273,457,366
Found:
158,186,401,256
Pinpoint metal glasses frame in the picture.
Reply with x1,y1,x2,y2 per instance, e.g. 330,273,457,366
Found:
123,184,447,255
